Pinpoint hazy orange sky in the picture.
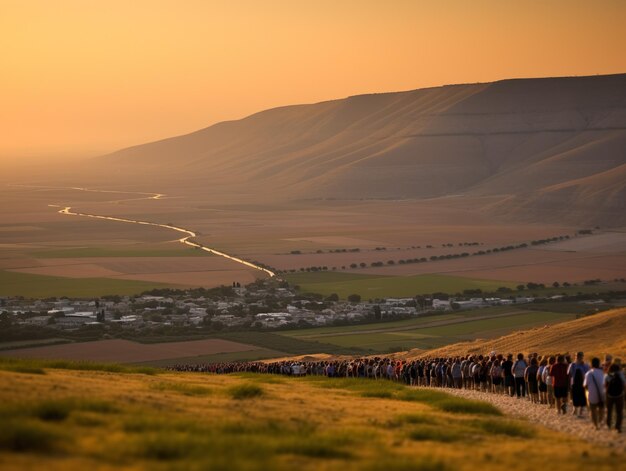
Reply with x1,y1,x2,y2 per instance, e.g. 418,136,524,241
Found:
2,0,625,160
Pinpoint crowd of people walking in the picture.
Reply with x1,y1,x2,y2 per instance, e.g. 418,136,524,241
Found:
169,351,625,434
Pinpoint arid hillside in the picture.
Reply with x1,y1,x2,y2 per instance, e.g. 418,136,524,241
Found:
1,357,624,470
408,307,626,360
98,74,626,226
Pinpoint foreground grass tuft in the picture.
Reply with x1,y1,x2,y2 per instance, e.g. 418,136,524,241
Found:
150,381,212,396
472,418,534,438
282,440,353,459
228,383,265,400
366,457,449,471
0,420,64,453
408,424,463,443
398,389,502,416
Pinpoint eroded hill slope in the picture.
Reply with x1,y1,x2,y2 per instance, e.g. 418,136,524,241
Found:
98,74,626,225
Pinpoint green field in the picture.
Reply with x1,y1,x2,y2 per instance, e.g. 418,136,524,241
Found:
135,348,286,367
31,246,210,258
285,272,519,299
215,331,367,355
0,270,182,298
279,307,577,353
285,272,626,300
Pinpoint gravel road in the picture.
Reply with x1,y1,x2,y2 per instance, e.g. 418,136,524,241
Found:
442,388,625,451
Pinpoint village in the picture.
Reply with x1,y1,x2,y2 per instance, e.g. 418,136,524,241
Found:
1,278,598,334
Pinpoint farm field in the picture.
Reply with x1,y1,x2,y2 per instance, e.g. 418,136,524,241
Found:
31,246,212,258
0,269,180,298
1,183,623,298
285,271,626,299
0,338,259,364
285,272,520,299
0,332,365,367
0,359,622,471
0,338,70,351
282,306,543,337
135,348,287,367
279,308,577,353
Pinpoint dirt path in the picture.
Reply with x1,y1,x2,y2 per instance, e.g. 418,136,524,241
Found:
441,387,626,451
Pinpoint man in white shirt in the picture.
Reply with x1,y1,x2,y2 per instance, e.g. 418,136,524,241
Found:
583,357,606,430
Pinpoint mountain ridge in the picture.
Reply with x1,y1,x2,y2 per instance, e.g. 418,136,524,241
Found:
97,73,626,225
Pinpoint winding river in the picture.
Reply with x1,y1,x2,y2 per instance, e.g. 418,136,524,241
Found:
37,185,276,278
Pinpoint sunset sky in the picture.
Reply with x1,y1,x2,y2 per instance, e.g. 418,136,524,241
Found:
2,0,625,160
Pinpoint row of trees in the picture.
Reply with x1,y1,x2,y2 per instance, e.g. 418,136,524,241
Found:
281,235,573,274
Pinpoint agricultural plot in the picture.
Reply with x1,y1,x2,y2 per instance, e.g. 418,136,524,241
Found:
0,338,259,364
215,331,366,356
32,246,211,258
283,308,520,338
279,308,577,353
285,272,518,299
136,348,286,367
0,269,179,298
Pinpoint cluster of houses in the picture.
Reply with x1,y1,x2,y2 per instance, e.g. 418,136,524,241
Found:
432,296,536,310
0,281,585,332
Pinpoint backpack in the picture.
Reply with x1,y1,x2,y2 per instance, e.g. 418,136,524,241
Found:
573,367,584,387
607,373,624,397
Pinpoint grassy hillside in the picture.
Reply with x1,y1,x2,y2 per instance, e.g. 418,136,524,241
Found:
408,307,626,360
0,359,622,470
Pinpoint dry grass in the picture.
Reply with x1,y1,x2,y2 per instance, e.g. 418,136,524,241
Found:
0,363,623,471
407,307,626,360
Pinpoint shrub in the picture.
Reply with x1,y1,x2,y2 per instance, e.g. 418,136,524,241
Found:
408,424,462,442
472,418,533,437
35,400,72,422
433,398,501,416
398,389,501,416
228,383,264,400
282,439,353,459
366,457,449,471
0,420,63,453
150,382,212,396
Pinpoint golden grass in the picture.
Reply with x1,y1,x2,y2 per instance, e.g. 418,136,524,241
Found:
407,307,626,360
0,365,623,471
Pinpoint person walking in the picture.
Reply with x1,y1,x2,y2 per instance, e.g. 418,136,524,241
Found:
525,358,539,404
584,357,605,430
538,358,549,405
512,353,528,398
550,355,569,414
502,354,514,397
605,362,625,433
568,352,589,418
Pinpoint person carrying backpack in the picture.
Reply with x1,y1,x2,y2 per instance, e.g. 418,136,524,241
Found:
584,357,605,430
605,362,625,433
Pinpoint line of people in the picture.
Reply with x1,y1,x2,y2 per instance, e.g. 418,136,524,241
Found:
167,351,625,434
